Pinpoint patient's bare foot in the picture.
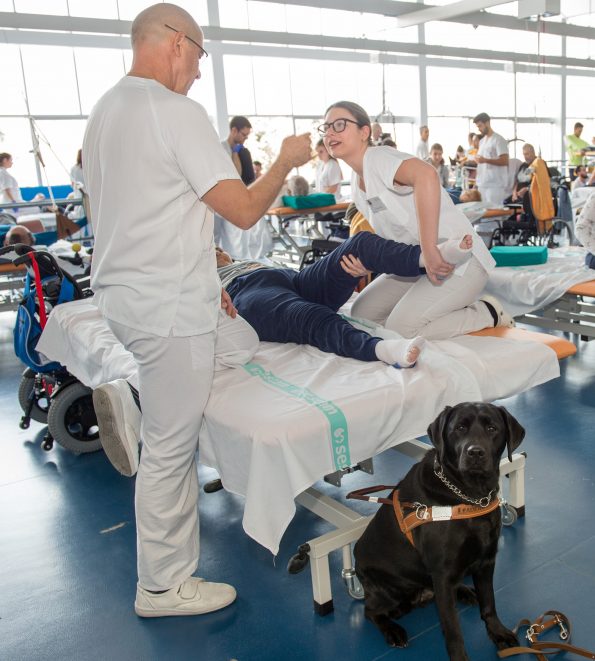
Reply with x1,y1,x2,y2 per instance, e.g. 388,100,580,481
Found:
375,337,426,368
438,235,473,265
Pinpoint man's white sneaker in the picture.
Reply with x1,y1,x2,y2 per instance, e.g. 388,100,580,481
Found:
480,294,515,329
135,577,237,617
92,379,141,477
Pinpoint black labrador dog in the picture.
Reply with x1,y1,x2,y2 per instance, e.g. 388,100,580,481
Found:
354,402,525,661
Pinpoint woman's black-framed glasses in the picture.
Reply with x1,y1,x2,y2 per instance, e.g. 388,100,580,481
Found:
317,118,360,136
164,24,209,59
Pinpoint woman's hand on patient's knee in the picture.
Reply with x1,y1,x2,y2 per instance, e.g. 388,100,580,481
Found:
340,254,371,278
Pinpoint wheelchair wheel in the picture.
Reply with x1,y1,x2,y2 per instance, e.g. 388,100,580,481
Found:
47,381,101,454
18,372,50,424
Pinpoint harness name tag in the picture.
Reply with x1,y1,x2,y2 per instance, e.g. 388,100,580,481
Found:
367,196,387,213
432,506,453,521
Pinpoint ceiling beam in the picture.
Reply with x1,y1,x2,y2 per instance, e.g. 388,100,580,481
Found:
2,27,594,78
395,1,512,28
0,20,593,71
0,6,593,39
255,0,595,40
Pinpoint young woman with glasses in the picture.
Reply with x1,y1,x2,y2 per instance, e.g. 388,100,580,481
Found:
318,101,512,339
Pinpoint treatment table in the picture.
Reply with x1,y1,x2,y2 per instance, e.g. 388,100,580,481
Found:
483,247,595,340
37,299,574,613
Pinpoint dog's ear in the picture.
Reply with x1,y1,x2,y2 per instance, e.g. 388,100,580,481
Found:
497,406,525,461
427,406,452,463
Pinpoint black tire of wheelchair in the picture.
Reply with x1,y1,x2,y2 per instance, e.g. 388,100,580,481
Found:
17,372,50,424
47,381,102,454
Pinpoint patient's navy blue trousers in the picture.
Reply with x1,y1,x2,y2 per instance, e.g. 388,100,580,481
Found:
226,231,422,362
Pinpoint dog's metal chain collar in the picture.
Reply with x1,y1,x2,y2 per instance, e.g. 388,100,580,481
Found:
433,462,495,508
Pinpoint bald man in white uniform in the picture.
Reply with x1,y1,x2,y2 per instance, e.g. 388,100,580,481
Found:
84,2,311,618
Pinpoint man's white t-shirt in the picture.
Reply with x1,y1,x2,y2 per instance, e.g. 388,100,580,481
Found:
350,146,495,275
315,159,343,200
0,167,23,206
416,140,429,160
476,132,509,189
83,76,241,337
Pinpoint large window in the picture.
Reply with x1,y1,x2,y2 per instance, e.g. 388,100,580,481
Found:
1,0,594,187
427,66,515,118
74,48,127,115
0,118,39,187
0,45,29,116
35,119,88,186
20,46,81,116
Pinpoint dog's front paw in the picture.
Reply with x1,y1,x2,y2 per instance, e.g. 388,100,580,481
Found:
381,621,409,648
456,585,477,606
490,626,518,650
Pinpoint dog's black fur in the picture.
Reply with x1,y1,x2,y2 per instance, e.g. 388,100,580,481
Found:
354,402,525,661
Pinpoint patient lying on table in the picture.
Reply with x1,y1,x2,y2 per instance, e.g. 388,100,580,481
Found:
93,231,473,476
217,231,474,368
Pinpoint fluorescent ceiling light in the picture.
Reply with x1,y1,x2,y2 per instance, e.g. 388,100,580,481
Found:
395,1,513,28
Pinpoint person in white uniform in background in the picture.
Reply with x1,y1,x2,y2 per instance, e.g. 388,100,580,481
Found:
0,153,24,209
84,2,311,620
315,139,342,200
415,125,430,160
70,149,84,189
319,100,513,340
473,112,510,207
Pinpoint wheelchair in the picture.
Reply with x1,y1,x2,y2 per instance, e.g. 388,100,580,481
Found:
490,177,574,250
1,243,101,455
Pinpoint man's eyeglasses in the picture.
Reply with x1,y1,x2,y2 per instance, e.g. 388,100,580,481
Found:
317,118,360,136
164,24,209,60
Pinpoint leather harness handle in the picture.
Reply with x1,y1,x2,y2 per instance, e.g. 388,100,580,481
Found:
498,611,595,660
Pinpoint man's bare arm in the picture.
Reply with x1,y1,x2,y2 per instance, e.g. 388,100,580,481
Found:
203,134,311,228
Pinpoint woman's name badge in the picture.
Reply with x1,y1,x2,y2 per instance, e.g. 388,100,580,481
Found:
367,196,387,213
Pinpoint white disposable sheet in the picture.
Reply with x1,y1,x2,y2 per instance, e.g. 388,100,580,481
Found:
483,247,594,317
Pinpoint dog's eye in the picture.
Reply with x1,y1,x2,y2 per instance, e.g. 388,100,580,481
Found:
456,424,467,432
486,425,497,432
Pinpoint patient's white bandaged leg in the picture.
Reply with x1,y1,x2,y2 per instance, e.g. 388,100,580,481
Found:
375,336,426,367
214,310,259,371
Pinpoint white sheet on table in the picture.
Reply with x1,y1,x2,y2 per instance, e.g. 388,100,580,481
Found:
37,299,560,554
482,247,594,317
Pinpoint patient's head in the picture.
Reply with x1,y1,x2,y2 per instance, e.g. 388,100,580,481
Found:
459,189,482,203
215,246,233,268
287,175,310,197
3,225,35,247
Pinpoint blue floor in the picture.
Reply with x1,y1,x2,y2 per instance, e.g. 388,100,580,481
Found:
2,309,595,661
